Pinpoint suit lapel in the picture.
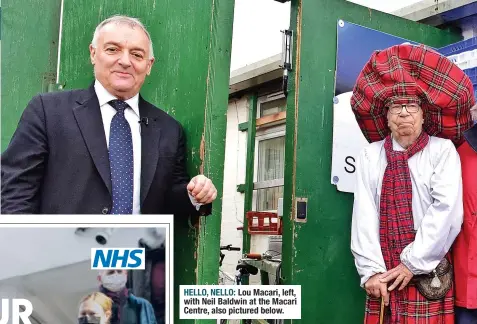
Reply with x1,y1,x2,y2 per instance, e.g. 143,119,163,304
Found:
73,86,112,195
139,97,161,204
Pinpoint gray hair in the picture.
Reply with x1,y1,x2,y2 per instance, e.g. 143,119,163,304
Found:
471,103,477,122
91,15,154,59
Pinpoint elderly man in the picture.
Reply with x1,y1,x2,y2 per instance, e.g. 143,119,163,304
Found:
350,44,474,323
453,104,477,324
1,15,217,215
98,270,156,324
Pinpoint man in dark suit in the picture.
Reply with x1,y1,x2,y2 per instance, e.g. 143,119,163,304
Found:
1,15,217,215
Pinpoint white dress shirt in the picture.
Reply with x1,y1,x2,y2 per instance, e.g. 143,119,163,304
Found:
95,80,142,214
351,135,463,287
94,80,200,214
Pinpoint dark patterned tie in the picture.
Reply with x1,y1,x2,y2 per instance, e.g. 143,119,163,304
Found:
108,99,133,214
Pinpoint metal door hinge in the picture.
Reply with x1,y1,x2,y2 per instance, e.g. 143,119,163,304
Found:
280,29,293,97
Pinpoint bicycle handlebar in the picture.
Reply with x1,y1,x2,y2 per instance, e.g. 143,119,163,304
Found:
220,244,241,251
245,253,262,260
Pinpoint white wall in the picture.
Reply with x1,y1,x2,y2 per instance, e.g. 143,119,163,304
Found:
220,95,279,285
220,96,248,279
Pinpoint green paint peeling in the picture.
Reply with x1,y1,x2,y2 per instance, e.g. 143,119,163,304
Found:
194,1,235,323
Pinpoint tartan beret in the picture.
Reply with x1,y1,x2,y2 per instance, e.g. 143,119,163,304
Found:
350,43,474,145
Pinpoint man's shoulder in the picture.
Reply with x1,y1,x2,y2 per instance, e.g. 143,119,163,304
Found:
37,87,89,102
128,293,153,306
428,135,455,152
358,139,385,163
30,88,93,112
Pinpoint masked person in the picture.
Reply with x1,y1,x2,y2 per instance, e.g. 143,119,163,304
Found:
350,43,474,323
98,270,157,324
453,104,477,324
78,292,113,324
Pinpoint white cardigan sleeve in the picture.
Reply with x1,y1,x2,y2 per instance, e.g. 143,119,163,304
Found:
351,146,387,287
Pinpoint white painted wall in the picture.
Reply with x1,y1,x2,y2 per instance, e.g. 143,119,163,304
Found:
220,95,281,285
220,96,248,279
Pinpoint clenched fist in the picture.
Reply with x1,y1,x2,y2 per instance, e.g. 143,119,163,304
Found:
187,175,217,204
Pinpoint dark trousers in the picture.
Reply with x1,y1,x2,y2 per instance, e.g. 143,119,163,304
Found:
456,307,477,324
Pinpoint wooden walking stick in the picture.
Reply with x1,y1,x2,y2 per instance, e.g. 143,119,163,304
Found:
379,297,385,324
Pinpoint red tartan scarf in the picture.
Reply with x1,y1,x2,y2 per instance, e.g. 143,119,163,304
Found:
379,131,430,321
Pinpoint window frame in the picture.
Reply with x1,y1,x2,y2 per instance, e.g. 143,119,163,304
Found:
257,92,287,119
252,92,286,212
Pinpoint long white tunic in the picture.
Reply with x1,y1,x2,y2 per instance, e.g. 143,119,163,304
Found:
351,135,463,287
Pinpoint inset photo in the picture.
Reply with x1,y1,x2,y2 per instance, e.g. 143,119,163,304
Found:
0,215,173,324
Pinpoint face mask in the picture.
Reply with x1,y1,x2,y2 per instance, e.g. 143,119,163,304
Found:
101,272,127,292
78,315,101,324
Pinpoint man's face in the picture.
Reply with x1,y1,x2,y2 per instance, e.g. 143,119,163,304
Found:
98,270,128,292
89,23,154,100
387,103,424,138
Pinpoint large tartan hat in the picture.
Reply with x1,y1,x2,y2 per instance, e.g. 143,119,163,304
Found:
350,43,474,145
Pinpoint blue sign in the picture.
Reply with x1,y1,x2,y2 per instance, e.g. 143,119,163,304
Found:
335,20,419,96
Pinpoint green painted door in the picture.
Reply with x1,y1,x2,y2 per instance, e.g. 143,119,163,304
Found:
1,0,62,152
282,1,460,323
57,1,234,323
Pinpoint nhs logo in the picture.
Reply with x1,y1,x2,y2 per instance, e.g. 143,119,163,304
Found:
91,248,145,270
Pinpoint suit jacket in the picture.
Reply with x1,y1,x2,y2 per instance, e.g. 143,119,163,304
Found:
1,85,211,216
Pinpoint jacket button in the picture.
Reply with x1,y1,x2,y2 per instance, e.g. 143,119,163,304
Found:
102,207,109,214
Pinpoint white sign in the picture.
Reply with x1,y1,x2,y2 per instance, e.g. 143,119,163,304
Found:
331,91,369,193
91,248,146,270
179,285,301,320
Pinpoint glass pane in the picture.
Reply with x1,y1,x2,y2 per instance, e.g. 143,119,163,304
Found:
257,136,285,182
257,186,283,211
260,97,286,117
256,136,285,211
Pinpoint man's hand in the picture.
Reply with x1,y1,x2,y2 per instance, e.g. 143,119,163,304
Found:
364,273,389,306
187,175,217,204
380,263,413,292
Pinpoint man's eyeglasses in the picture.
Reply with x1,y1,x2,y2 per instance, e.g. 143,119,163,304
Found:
388,104,420,115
